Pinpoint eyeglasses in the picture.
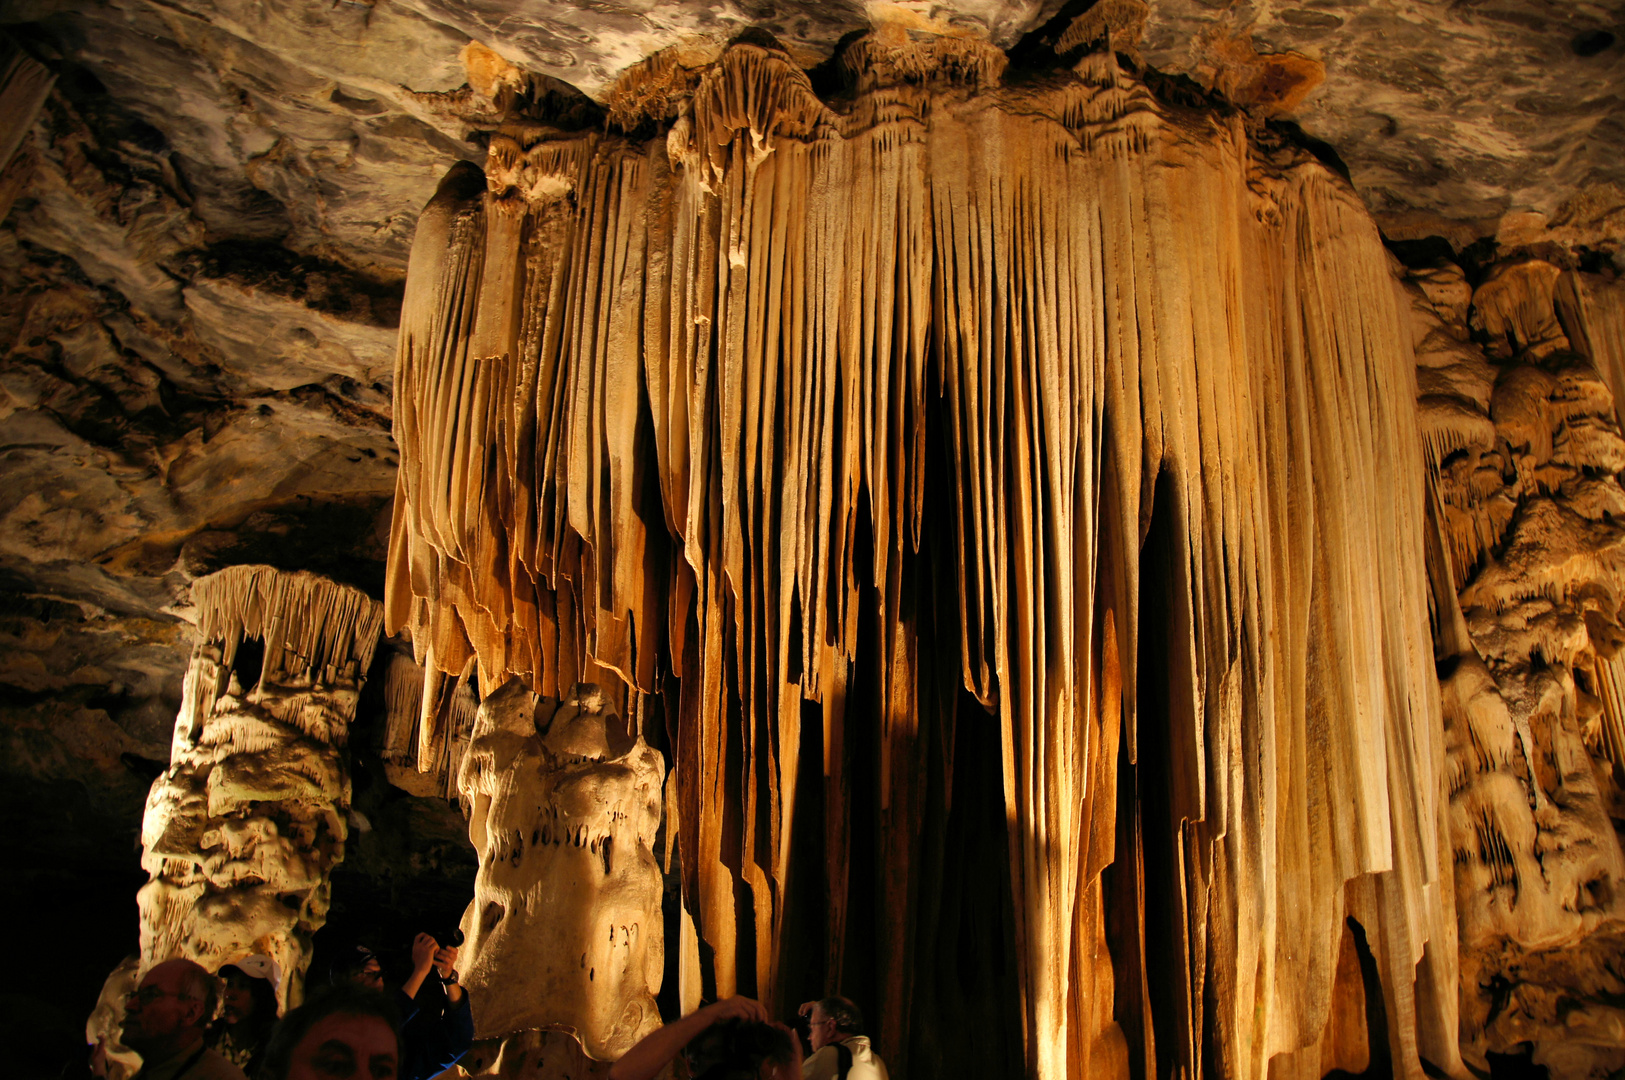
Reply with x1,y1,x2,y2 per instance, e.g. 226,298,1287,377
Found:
127,988,200,1006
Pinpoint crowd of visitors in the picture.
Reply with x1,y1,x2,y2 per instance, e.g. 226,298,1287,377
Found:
102,937,889,1080
103,928,474,1080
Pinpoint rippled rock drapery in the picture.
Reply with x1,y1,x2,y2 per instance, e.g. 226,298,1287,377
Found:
1414,258,1625,1079
134,564,383,1010
385,27,1455,1080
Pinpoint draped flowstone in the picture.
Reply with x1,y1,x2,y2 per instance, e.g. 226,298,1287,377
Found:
386,36,1454,1080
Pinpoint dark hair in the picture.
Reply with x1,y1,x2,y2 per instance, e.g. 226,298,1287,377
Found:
255,985,401,1080
684,1019,798,1080
325,945,379,986
818,996,864,1036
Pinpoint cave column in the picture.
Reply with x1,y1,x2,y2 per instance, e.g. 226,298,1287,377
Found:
134,564,384,1009
450,680,665,1079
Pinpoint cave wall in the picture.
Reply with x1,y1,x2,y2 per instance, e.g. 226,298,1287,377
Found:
1413,258,1625,1078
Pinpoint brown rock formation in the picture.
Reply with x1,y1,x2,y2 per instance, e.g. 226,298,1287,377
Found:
455,680,664,1061
134,565,383,1009
1416,256,1625,1079
0,4,1621,1078
384,32,1459,1080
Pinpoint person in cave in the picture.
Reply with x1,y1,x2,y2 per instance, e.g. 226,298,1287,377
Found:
207,957,279,1077
256,983,401,1080
120,958,249,1080
608,996,802,1080
334,933,473,1080
797,996,888,1080
397,930,474,1080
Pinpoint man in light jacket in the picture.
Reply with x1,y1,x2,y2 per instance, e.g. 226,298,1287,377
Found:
799,996,888,1080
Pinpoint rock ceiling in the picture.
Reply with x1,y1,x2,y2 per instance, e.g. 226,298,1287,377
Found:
2,0,1620,617
0,0,1623,1074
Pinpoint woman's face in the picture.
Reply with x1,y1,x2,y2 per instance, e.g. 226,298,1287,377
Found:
286,1012,398,1080
221,980,255,1024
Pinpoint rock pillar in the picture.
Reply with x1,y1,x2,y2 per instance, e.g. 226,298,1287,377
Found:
454,680,665,1072
134,565,383,1009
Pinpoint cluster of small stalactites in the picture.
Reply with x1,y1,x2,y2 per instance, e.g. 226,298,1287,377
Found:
490,13,1193,197
190,565,384,705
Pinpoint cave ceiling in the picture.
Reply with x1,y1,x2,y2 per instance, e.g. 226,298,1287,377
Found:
0,0,1615,604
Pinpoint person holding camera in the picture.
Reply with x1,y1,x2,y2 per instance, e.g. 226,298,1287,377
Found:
335,932,472,1080
798,996,888,1080
398,931,474,1080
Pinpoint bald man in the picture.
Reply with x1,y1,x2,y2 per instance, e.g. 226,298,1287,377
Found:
122,959,248,1080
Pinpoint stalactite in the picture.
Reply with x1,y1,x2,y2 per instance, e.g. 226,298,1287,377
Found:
1557,270,1625,440
1416,261,1625,1079
387,29,1456,1079
380,647,483,799
131,566,382,1015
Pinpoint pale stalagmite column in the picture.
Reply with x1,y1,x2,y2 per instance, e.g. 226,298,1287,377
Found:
135,565,383,1009
450,680,665,1075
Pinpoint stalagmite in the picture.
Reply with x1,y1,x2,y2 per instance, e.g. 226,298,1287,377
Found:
133,565,383,1011
1416,261,1625,1080
384,22,1471,1080
86,958,142,1080
453,680,665,1070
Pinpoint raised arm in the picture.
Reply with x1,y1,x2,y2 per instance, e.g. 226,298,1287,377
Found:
608,997,769,1080
401,933,439,1000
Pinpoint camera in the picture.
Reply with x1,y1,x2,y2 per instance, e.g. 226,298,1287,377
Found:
429,928,465,948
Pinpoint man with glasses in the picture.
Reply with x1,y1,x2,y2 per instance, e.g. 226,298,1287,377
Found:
122,959,248,1080
797,996,889,1080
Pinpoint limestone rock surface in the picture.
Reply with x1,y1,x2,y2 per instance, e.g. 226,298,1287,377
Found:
455,681,665,1060
1417,255,1625,1079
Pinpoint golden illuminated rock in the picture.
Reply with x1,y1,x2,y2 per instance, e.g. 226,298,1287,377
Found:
1416,257,1625,1080
133,565,383,1010
7,5,1624,1080
384,31,1459,1080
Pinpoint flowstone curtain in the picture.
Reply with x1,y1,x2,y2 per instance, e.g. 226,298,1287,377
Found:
385,33,1455,1080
